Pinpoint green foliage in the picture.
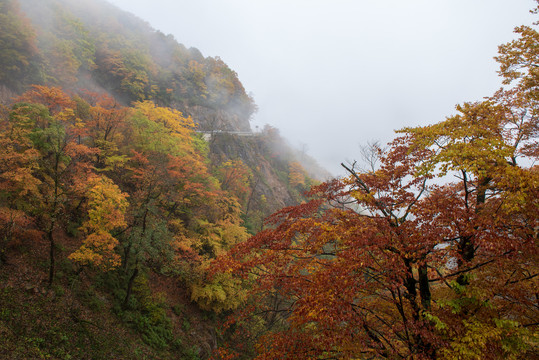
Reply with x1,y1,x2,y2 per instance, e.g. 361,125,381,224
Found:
172,303,184,316
441,318,531,360
57,12,96,72
190,272,248,313
120,275,173,350
0,284,144,359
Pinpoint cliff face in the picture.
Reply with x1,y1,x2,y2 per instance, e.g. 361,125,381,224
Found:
186,105,252,132
207,126,333,233
210,133,297,211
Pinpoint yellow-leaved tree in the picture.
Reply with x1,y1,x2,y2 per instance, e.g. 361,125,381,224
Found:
69,175,128,271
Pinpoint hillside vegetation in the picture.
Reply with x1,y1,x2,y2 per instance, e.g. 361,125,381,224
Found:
1,0,256,130
0,0,326,358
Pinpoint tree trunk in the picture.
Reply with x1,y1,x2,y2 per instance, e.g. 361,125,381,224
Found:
123,242,131,272
457,176,491,286
48,228,55,286
418,264,431,310
122,265,138,309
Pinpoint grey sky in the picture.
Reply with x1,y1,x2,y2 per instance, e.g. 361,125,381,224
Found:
107,0,535,176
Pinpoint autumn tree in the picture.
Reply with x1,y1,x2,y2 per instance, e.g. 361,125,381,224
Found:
69,175,128,271
0,103,42,264
79,91,129,170
288,161,306,188
216,159,253,206
217,103,538,359
215,7,539,359
8,87,98,284
94,46,154,102
15,85,75,115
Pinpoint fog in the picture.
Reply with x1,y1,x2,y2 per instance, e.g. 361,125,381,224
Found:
107,0,535,176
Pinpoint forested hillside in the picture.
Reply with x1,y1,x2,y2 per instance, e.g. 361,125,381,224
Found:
0,0,326,358
1,0,256,131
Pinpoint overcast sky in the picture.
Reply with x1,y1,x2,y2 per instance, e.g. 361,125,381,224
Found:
107,0,535,176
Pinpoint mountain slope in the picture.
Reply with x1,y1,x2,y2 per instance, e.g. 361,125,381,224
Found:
2,0,255,131
0,0,331,358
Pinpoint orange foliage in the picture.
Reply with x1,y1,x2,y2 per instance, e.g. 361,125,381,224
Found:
216,159,252,205
15,85,75,115
288,161,306,187
216,79,539,359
